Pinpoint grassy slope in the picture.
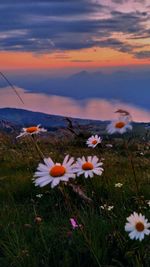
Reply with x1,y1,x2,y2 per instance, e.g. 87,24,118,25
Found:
0,131,150,267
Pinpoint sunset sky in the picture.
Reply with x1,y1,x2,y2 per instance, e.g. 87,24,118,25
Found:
0,0,150,122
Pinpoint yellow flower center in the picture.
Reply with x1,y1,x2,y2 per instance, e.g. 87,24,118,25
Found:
82,162,94,170
92,140,97,145
115,121,126,129
26,126,38,133
135,222,145,232
50,165,66,177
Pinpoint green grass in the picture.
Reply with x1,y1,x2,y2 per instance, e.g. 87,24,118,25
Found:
0,132,150,267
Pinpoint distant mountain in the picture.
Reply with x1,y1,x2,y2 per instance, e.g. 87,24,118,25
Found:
0,108,66,128
69,70,90,79
3,69,150,110
0,108,107,129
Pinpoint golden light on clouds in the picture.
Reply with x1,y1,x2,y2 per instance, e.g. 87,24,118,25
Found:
1,46,150,70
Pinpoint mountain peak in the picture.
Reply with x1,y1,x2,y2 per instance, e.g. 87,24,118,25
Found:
69,71,90,79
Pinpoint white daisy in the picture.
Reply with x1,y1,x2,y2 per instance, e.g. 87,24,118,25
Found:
115,183,123,188
100,204,114,211
147,200,150,207
107,205,114,211
73,156,104,178
33,155,75,188
125,212,150,241
16,124,47,138
36,194,43,198
107,117,132,134
86,135,102,148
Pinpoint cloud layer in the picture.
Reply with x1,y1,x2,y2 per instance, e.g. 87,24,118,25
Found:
0,0,150,58
0,87,150,122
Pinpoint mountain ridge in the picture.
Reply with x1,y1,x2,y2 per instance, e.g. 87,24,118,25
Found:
0,108,149,136
0,107,108,128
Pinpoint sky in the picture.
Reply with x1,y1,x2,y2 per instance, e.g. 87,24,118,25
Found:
0,0,150,122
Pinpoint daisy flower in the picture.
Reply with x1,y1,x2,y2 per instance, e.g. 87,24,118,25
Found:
147,200,150,207
36,194,43,198
74,156,103,178
125,212,150,241
33,155,75,188
16,124,47,138
100,204,114,211
107,117,132,134
86,135,102,148
115,183,123,188
107,205,114,211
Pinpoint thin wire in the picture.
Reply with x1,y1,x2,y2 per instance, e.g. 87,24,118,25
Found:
0,71,24,104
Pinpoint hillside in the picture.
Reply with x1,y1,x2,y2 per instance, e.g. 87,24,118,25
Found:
0,108,149,135
0,108,108,126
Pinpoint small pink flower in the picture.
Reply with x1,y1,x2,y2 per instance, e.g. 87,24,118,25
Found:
70,218,81,230
70,218,79,229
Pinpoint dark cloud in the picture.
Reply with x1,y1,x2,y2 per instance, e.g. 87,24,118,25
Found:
134,51,150,59
0,0,88,2
0,0,149,56
111,0,125,3
95,38,134,53
0,0,103,19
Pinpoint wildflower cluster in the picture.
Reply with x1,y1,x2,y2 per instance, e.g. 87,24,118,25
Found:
16,110,150,243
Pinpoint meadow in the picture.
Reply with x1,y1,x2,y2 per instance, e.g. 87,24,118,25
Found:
0,125,150,267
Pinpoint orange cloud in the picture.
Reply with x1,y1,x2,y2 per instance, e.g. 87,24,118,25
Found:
1,48,150,70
